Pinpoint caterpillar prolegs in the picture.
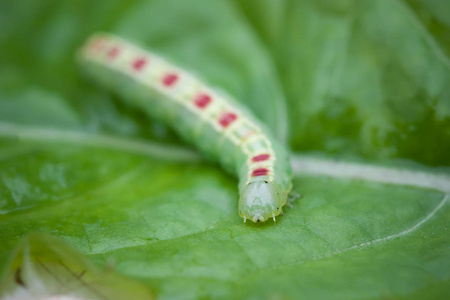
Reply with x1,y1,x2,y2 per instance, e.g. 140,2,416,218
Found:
78,33,293,223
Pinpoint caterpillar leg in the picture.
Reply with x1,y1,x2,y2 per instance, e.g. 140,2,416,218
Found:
286,190,301,207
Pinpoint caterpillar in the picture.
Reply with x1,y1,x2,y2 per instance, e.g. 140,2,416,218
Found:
78,33,293,223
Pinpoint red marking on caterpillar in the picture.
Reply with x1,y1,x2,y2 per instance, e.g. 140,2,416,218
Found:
218,112,237,128
162,73,178,86
193,93,212,109
252,168,269,177
107,46,120,59
252,154,270,162
132,58,147,71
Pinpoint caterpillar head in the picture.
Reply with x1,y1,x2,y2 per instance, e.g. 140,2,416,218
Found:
238,181,285,223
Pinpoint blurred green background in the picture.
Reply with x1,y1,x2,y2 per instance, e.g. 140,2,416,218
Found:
1,0,449,164
0,0,449,299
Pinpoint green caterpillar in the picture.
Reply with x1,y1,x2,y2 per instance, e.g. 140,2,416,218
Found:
78,33,293,223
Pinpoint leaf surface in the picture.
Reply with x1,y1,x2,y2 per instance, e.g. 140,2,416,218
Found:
1,0,450,299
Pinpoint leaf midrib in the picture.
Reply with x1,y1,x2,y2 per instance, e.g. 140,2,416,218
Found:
2,121,449,194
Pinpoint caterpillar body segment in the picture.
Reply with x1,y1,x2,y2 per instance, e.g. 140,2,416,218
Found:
78,33,293,223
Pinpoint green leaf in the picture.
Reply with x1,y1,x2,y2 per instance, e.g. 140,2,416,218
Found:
0,133,449,298
236,0,450,165
1,0,450,299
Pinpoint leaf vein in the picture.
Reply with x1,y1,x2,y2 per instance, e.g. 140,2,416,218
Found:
267,194,448,271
